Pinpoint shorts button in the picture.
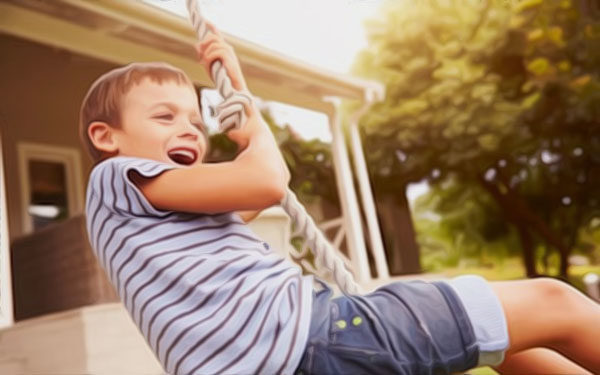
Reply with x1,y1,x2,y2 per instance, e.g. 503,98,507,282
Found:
263,242,270,250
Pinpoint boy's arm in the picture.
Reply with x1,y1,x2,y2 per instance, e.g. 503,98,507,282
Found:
129,121,288,214
130,25,290,215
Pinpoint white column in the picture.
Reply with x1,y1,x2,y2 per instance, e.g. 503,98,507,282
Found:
0,131,14,328
348,97,390,280
325,100,371,284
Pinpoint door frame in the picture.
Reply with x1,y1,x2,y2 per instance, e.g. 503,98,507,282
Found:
0,131,14,328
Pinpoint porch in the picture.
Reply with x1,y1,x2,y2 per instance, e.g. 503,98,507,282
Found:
0,1,387,373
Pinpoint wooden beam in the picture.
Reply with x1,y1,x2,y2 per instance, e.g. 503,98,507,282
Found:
0,2,332,113
0,2,212,84
58,0,382,100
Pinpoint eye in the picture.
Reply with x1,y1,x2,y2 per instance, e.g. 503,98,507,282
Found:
154,113,174,121
191,120,206,131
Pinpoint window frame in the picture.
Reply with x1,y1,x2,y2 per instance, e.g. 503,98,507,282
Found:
17,142,84,235
0,132,13,328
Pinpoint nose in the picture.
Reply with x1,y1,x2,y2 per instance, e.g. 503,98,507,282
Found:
177,131,198,141
177,120,202,140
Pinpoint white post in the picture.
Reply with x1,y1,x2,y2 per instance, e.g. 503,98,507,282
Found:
0,131,14,328
583,273,600,302
324,99,371,284
348,92,390,280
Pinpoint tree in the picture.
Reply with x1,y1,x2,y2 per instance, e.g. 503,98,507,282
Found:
352,0,600,277
413,178,519,271
479,0,600,276
352,0,520,274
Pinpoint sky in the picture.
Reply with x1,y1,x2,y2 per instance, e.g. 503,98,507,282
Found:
143,0,386,142
143,0,429,202
145,0,384,74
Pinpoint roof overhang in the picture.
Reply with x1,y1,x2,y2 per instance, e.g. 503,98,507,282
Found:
1,0,384,114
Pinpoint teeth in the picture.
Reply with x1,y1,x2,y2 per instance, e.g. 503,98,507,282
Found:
171,150,194,159
168,148,196,165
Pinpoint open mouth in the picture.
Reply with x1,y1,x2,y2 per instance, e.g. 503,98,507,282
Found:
167,147,198,166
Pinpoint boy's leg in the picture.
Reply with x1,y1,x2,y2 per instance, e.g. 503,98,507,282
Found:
491,278,600,372
495,348,592,375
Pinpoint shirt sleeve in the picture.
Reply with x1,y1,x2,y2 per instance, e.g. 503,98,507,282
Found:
87,156,177,218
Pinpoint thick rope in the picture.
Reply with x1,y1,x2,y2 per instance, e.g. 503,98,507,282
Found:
186,0,360,295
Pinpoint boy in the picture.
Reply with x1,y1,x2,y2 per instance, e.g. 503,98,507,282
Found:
80,29,600,375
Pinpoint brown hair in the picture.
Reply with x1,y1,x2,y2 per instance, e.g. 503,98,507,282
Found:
79,62,207,162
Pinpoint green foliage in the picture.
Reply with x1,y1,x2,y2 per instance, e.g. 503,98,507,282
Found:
205,133,238,163
206,109,340,209
493,0,600,258
353,0,522,189
414,177,519,271
260,111,340,207
352,0,600,275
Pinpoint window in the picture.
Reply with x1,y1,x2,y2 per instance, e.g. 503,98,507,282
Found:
18,143,84,234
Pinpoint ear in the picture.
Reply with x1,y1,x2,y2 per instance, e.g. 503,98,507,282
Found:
88,121,119,154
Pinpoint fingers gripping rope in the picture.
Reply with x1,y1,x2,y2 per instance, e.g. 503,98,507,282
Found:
186,0,360,295
187,0,253,132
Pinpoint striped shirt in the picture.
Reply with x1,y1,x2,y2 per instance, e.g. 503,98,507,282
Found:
85,156,313,375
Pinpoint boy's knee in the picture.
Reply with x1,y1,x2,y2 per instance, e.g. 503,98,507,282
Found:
531,278,595,346
533,278,575,307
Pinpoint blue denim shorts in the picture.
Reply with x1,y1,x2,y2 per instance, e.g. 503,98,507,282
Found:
294,279,481,375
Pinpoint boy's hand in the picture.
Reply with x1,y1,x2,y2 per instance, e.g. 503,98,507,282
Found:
226,108,271,150
195,22,265,149
195,23,249,94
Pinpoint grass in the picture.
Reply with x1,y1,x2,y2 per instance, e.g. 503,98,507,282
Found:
469,366,498,374
438,257,600,294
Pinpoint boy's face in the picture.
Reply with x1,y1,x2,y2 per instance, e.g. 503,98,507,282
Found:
112,78,207,167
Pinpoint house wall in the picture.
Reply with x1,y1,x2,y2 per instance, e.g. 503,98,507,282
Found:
0,34,115,242
10,215,118,321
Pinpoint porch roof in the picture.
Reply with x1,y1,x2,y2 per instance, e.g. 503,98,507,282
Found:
1,0,384,114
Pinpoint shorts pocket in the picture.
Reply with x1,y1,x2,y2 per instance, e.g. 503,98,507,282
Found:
325,344,397,375
329,344,381,361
